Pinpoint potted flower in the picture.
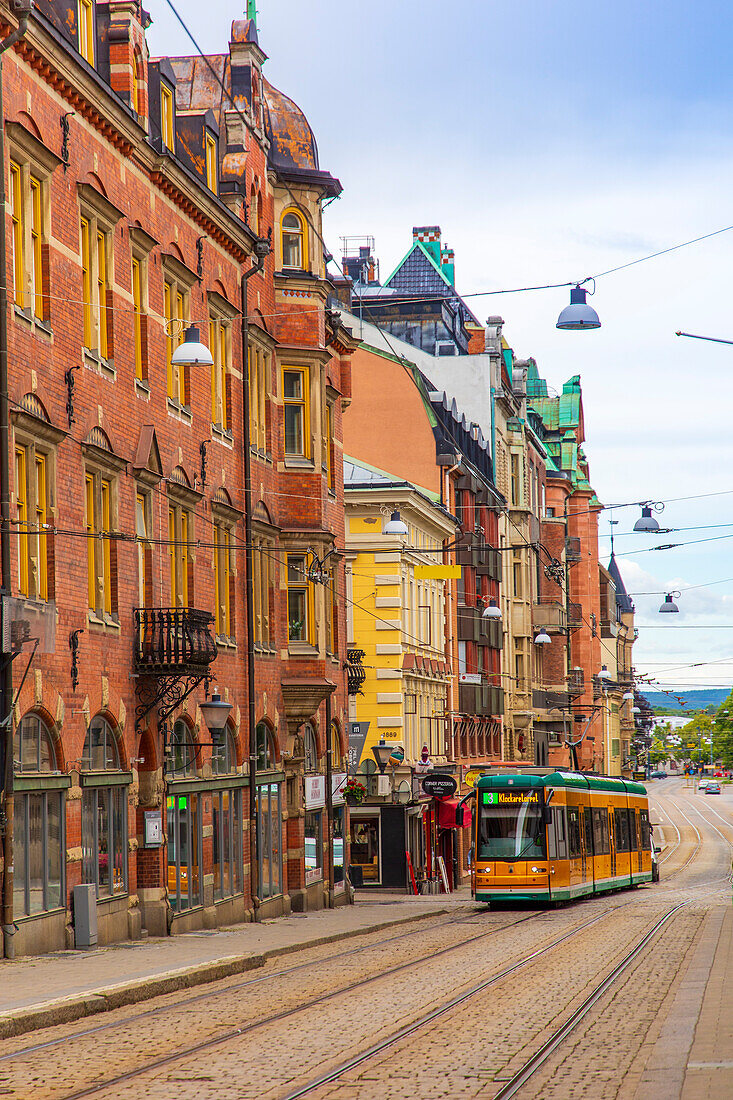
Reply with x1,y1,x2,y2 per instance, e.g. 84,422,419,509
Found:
345,777,367,806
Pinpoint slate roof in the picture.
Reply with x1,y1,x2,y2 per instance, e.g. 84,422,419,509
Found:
382,241,481,327
608,552,635,613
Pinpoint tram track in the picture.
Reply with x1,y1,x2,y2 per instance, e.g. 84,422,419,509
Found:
275,901,684,1100
34,902,636,1100
489,903,687,1099
0,906,536,1064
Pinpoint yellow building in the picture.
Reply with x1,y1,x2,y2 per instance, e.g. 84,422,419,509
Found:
345,459,457,775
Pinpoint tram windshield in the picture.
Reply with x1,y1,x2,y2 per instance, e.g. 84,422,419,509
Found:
477,790,546,861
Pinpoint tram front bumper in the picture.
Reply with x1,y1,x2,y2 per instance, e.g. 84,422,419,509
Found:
475,863,551,900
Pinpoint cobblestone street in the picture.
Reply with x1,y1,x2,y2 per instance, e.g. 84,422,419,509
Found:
0,777,730,1100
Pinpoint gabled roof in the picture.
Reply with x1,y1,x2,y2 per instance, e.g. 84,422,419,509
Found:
382,240,481,326
608,552,635,613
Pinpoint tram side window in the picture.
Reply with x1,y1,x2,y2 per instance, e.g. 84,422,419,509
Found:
567,806,582,858
583,808,594,856
553,807,567,859
614,808,630,852
628,810,639,851
592,808,609,854
639,809,651,847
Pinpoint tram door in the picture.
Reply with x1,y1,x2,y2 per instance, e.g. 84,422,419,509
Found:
635,811,643,873
579,807,588,881
609,810,617,877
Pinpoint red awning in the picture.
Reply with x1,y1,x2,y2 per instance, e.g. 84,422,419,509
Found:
437,797,471,829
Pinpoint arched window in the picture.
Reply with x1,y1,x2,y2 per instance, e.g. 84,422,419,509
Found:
212,725,237,775
250,185,259,236
14,713,65,917
255,721,276,771
281,211,305,270
330,721,342,769
14,713,57,773
303,722,318,773
82,716,120,771
168,719,196,778
81,716,127,898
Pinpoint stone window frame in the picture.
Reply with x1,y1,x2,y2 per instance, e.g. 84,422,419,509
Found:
211,490,240,646
11,400,64,605
81,433,126,628
162,254,197,420
7,121,62,334
207,290,238,441
78,183,124,378
128,225,157,394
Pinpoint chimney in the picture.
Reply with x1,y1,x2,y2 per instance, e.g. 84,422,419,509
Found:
440,246,455,286
413,225,441,267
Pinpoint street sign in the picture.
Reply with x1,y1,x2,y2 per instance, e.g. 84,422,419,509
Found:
422,773,458,798
347,720,370,773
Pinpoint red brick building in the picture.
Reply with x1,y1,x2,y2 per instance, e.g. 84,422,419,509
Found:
0,1,350,957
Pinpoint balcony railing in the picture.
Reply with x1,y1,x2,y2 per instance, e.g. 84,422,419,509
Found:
532,599,567,632
134,607,217,675
567,667,585,697
458,681,504,717
345,649,366,696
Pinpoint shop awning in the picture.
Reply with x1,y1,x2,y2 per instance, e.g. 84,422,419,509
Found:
437,797,471,829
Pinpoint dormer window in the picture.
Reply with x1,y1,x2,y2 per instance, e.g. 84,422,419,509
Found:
281,210,306,270
161,83,174,151
205,132,218,194
78,0,95,65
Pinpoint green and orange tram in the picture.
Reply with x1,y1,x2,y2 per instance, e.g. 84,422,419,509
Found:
469,770,653,904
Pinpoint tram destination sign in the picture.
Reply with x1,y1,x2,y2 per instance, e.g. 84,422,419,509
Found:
422,773,458,798
483,791,540,805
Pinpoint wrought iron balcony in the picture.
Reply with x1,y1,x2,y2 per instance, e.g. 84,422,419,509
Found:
344,649,366,696
134,607,217,675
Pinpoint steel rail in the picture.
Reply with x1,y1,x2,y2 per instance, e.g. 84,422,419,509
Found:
490,903,687,1099
55,905,630,1100
1,907,537,1063
277,904,638,1100
651,793,703,878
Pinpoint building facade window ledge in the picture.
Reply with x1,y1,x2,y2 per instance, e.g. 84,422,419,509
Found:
135,377,151,400
250,446,273,466
167,397,193,424
14,306,53,342
288,641,320,658
211,423,234,447
83,348,115,380
87,610,121,632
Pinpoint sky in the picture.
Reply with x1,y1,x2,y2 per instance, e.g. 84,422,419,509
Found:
147,0,733,691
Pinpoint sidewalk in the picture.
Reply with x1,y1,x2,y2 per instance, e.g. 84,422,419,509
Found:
0,889,469,1039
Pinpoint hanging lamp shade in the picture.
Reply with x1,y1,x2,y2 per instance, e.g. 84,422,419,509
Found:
383,510,409,536
633,506,660,533
622,691,634,701
482,598,502,620
659,593,679,613
556,285,601,330
597,665,612,680
534,629,552,645
199,692,232,732
170,325,214,367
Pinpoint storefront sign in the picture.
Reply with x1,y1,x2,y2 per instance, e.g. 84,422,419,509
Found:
347,721,370,774
305,775,326,809
464,768,487,788
332,772,347,804
422,773,458,798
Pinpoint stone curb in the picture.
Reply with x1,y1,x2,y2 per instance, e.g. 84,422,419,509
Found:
0,907,448,1040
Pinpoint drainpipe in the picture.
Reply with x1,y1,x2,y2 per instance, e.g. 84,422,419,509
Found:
1,3,31,962
241,237,269,922
325,691,333,907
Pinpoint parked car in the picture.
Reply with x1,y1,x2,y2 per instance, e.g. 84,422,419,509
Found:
706,782,721,795
699,779,710,790
649,771,668,779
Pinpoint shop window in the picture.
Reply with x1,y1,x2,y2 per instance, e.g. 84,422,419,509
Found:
81,716,127,899
282,366,309,458
304,809,323,885
287,553,315,645
248,344,269,453
209,314,231,431
85,468,116,619
160,82,175,151
15,442,51,601
168,719,196,778
211,727,243,901
350,816,380,883
167,790,202,911
303,722,318,774
78,0,95,64
256,781,282,899
281,209,306,269
13,714,64,918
